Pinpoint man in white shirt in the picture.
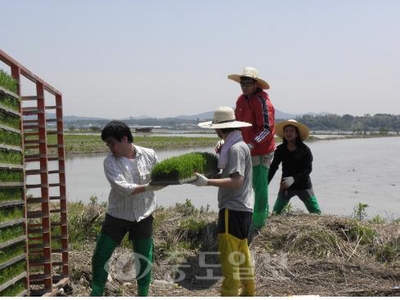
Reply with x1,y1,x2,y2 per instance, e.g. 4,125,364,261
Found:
91,120,163,296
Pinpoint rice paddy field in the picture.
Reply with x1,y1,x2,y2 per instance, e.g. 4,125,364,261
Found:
55,133,219,156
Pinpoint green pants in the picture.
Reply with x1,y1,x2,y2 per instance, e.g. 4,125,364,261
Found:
90,233,153,296
132,238,154,296
273,188,321,214
251,160,269,230
91,233,118,296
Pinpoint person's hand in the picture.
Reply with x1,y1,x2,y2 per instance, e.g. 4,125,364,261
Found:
144,183,166,192
215,140,224,154
281,176,294,189
190,172,208,187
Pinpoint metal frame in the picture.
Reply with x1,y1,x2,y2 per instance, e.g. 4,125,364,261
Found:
0,49,69,296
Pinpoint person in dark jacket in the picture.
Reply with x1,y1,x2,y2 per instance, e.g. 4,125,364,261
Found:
268,119,321,214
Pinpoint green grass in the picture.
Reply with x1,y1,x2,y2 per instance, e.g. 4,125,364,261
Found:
0,111,20,129
0,169,23,182
0,149,23,165
22,133,219,156
287,227,341,258
0,225,25,244
66,197,106,248
0,279,26,296
47,134,218,156
353,202,369,221
0,242,25,265
0,207,24,223
347,222,377,244
0,261,26,286
151,152,218,183
0,128,22,146
0,69,18,94
0,188,22,202
67,196,217,255
374,242,400,263
0,94,19,112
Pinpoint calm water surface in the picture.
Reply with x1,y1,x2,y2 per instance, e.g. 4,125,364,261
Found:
59,137,400,219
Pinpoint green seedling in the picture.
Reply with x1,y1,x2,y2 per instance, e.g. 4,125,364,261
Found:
151,152,218,183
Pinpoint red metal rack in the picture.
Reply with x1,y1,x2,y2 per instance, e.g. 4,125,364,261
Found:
0,49,69,296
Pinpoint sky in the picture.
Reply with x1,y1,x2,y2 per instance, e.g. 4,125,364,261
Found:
1,0,399,119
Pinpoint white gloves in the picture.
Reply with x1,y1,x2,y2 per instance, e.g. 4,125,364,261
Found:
190,172,208,187
144,183,166,192
281,176,294,189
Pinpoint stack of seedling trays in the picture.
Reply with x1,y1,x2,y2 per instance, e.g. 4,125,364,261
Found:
0,71,28,296
150,152,218,185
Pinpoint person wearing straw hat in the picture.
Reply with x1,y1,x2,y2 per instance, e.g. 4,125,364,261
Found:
190,106,256,296
228,67,276,232
268,119,321,214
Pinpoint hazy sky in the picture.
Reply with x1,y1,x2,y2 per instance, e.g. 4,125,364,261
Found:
1,0,399,119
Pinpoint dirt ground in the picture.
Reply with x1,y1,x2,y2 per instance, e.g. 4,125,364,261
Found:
63,212,400,297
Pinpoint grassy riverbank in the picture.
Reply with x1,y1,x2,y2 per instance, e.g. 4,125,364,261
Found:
53,133,219,156
49,131,399,156
65,199,400,297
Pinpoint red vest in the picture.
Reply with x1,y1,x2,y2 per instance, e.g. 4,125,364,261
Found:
235,90,275,156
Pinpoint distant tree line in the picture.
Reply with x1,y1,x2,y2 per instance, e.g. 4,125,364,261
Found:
290,113,400,134
65,117,201,131
65,113,400,134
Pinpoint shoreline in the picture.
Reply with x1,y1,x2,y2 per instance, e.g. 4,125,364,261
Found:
59,131,400,157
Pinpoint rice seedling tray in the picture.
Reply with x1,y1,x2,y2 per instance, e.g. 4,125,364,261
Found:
149,171,216,185
149,176,197,185
150,152,218,185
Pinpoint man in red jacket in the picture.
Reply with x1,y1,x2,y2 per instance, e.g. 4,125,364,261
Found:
228,67,276,233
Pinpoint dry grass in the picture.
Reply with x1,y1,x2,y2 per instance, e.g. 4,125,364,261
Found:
65,207,400,297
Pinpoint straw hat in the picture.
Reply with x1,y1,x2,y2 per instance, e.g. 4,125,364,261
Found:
198,106,252,129
227,67,270,90
275,119,310,141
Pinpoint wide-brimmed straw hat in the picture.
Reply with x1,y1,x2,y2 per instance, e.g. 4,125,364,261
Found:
198,106,252,129
275,119,310,141
227,67,270,90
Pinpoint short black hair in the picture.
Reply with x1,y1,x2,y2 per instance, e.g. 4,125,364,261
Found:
101,120,133,143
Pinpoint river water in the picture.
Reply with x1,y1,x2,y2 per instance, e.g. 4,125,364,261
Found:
32,136,400,220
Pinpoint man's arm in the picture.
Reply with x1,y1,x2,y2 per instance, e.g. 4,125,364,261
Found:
191,172,244,189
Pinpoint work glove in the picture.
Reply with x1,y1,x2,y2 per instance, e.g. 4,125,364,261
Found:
215,140,224,154
190,172,208,187
281,176,294,189
144,183,166,192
